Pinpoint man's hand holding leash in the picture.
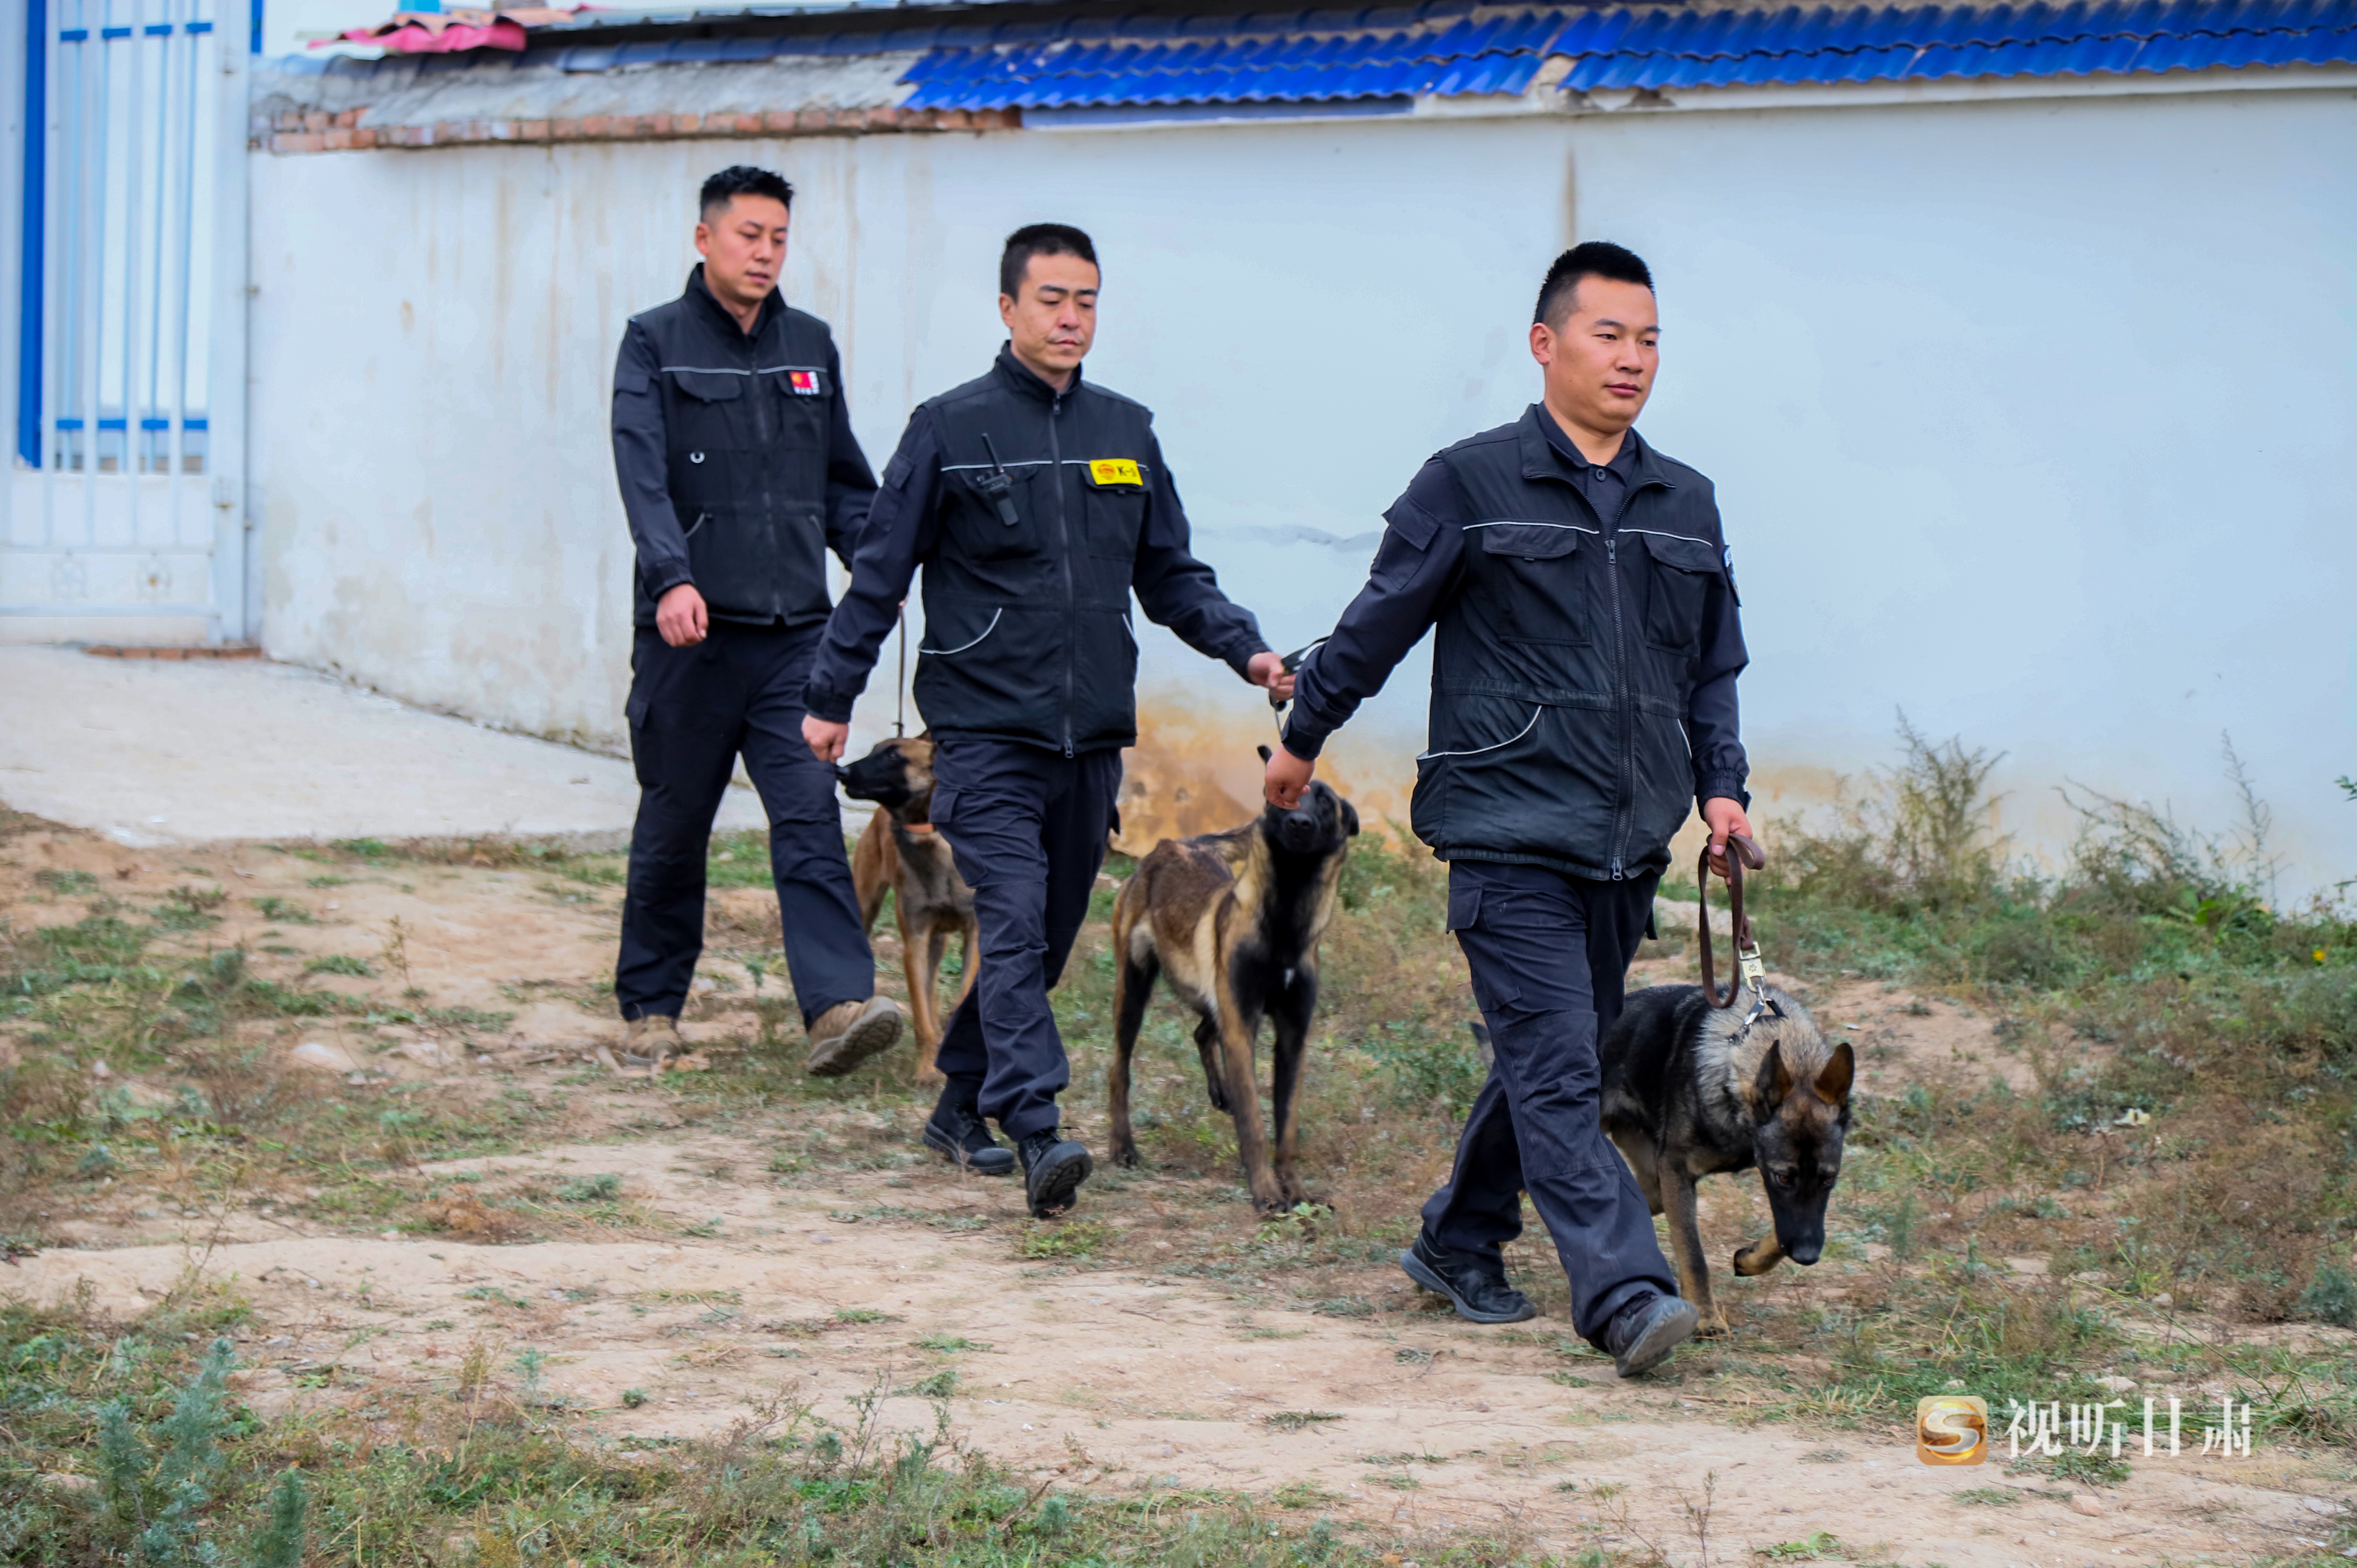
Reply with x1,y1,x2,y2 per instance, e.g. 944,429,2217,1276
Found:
1701,796,1754,881
1246,650,1296,703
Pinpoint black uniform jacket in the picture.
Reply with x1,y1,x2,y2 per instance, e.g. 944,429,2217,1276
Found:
1284,408,1749,881
803,347,1269,755
611,267,878,629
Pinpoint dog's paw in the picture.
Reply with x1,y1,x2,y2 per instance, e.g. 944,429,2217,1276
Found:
1695,1310,1733,1339
1731,1241,1782,1277
1111,1142,1141,1169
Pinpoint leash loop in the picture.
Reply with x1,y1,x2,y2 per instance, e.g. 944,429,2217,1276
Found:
1697,832,1767,1012
894,604,908,739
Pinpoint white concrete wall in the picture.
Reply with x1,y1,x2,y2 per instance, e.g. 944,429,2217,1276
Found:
247,83,2357,892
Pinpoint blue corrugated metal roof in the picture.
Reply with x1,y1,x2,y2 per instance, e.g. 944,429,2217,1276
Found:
280,0,2357,94
900,6,1566,107
896,0,2357,109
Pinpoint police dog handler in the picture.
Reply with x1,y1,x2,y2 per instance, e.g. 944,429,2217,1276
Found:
1263,242,1756,1378
610,165,904,1077
803,224,1295,1218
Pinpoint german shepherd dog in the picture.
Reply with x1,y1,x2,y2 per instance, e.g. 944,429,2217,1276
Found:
1107,750,1358,1213
1599,984,1854,1334
836,735,977,1085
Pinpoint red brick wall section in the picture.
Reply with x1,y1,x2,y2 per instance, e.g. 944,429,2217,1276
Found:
264,105,1019,152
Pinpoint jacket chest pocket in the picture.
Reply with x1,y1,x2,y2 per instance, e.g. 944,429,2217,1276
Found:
947,466,1046,562
665,370,749,474
1080,458,1147,563
765,369,829,488
665,370,754,497
1475,523,1590,646
1638,532,1718,653
770,367,829,433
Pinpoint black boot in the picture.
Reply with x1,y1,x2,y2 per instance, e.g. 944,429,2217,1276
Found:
1398,1232,1536,1324
1599,1292,1699,1378
923,1079,1014,1177
1015,1127,1092,1218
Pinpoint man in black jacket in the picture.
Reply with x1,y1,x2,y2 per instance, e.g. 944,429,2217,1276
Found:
803,224,1292,1217
1263,243,1754,1378
611,165,901,1078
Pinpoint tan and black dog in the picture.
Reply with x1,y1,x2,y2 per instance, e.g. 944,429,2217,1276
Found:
1598,983,1854,1334
1107,750,1358,1212
836,735,977,1084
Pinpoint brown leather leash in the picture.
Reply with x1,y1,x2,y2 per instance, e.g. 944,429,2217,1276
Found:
1697,832,1768,1012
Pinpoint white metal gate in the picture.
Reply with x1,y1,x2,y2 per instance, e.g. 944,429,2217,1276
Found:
5,0,250,644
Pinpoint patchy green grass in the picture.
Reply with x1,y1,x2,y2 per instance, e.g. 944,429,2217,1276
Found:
1012,1219,1114,1260
0,1297,1575,1568
0,903,571,1245
916,1335,992,1354
705,829,776,889
1263,1411,1343,1432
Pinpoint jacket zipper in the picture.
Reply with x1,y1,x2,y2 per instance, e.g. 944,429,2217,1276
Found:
1050,390,1076,757
1605,531,1631,879
750,319,772,574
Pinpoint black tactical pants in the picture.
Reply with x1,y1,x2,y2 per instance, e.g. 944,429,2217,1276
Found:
929,738,1123,1140
616,623,872,1027
1419,860,1678,1342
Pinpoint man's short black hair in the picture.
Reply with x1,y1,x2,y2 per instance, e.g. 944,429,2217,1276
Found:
1534,241,1654,329
700,165,794,220
1000,223,1099,300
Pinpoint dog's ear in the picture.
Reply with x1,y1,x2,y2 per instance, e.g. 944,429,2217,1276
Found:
1815,1041,1855,1105
1339,796,1360,837
1755,1040,1795,1106
1258,744,1273,764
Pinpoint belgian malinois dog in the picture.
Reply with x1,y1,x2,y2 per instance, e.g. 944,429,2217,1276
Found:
1107,749,1358,1212
836,735,977,1084
1598,983,1854,1334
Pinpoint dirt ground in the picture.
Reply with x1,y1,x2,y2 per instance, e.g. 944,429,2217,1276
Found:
5,820,2349,1566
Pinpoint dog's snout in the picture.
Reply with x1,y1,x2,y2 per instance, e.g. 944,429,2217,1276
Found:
1786,1241,1823,1267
